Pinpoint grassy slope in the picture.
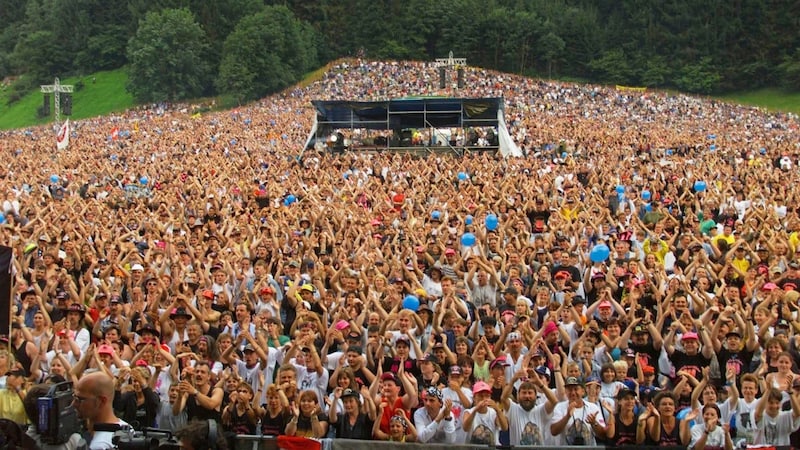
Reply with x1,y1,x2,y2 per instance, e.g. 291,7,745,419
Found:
0,69,134,130
0,65,797,130
718,88,800,115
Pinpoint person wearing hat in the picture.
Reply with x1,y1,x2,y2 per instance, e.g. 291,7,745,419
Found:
551,376,607,445
462,381,508,444
63,303,91,355
373,370,419,436
328,386,377,440
92,293,130,341
0,368,27,424
709,308,757,386
220,330,275,401
606,388,644,445
160,305,194,353
413,385,456,443
665,324,713,382
501,360,559,446
617,315,664,374
441,364,473,443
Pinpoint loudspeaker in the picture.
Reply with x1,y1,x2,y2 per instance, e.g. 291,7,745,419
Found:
457,67,465,89
43,94,51,116
439,67,446,89
62,94,72,115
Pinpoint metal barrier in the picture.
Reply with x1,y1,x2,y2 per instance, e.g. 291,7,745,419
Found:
230,436,792,450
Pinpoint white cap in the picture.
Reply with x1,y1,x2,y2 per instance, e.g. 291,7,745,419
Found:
131,263,144,272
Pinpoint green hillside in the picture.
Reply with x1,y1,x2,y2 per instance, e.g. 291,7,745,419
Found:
0,66,797,131
0,69,133,130
718,88,800,115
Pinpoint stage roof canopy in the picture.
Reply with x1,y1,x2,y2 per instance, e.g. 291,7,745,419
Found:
311,97,504,130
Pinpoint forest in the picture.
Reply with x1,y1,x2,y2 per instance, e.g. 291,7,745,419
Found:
1,0,798,104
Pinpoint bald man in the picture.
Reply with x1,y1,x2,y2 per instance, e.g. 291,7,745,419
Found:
72,371,129,449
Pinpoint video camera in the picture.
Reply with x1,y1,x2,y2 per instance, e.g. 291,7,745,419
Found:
112,428,181,450
37,381,81,445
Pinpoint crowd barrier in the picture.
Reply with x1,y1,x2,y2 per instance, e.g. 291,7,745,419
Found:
229,436,753,450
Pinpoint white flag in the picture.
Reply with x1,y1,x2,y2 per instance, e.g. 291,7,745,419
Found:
56,119,69,150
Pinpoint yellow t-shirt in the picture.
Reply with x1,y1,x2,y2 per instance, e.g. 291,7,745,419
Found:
0,388,27,424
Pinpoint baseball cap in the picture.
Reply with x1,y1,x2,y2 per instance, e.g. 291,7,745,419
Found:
490,356,510,370
642,366,656,375
97,344,114,355
565,376,583,387
534,366,551,378
449,365,463,376
598,300,612,308
380,372,399,384
5,368,25,377
633,325,648,334
334,320,350,331
617,388,637,400
542,321,559,336
585,376,601,386
472,381,492,394
681,331,699,341
131,263,144,272
341,388,359,399
624,348,636,358
507,331,522,341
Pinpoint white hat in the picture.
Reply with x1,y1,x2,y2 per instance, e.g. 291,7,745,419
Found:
131,263,144,272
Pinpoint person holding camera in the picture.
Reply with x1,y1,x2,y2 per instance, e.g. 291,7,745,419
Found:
24,383,88,450
72,371,129,449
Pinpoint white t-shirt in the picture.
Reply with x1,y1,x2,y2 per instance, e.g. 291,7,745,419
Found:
733,398,758,446
506,400,553,445
754,410,800,446
464,406,499,445
441,386,473,443
89,419,129,449
689,423,728,450
551,400,605,446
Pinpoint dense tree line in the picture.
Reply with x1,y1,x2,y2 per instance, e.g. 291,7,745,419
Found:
0,0,798,104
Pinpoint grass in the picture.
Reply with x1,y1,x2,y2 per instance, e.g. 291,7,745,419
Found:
717,88,800,115
0,69,134,130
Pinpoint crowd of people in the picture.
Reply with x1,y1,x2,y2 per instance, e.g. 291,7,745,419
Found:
0,57,799,449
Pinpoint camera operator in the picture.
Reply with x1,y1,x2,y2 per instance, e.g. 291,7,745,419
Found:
72,372,129,449
24,383,87,450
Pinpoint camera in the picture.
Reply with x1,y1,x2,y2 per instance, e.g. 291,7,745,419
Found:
112,428,181,450
37,381,81,445
635,307,646,318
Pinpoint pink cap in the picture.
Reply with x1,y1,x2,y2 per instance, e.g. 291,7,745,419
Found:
472,381,492,394
135,359,149,367
681,332,699,341
98,344,115,355
445,248,456,255
763,282,778,291
543,321,559,336
598,300,612,308
335,320,350,331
